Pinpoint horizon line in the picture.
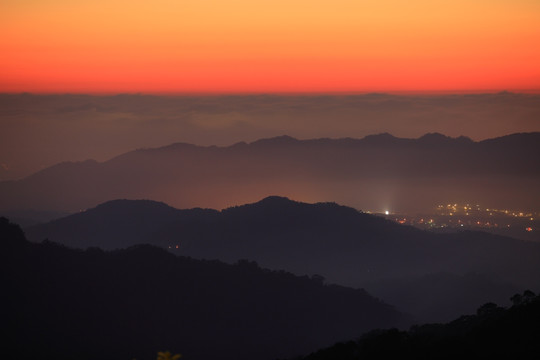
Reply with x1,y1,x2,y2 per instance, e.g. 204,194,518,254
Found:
2,89,540,96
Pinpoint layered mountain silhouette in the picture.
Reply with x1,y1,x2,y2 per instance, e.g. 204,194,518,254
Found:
1,132,539,213
26,197,540,322
1,217,404,360
295,290,540,360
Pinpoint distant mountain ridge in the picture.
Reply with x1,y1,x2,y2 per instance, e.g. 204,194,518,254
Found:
1,132,539,213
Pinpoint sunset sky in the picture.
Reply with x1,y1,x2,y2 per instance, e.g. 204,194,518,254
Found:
2,0,540,93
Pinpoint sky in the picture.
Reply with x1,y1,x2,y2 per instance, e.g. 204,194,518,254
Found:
1,1,540,187
1,0,540,93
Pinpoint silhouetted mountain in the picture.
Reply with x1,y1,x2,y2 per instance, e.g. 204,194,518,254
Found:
250,135,300,147
1,132,539,213
1,217,403,360
26,197,540,322
294,290,540,360
417,132,474,146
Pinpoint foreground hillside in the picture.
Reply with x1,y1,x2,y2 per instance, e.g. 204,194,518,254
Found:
1,218,404,360
26,197,540,323
1,132,539,213
295,290,540,360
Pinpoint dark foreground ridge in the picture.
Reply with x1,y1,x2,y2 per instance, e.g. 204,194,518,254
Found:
293,290,540,360
1,217,404,360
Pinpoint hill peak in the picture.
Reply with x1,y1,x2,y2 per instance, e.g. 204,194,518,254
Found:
418,133,473,144
94,199,173,211
249,135,299,146
258,195,294,204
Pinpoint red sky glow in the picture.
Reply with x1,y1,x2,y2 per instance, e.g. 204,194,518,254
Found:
1,0,540,93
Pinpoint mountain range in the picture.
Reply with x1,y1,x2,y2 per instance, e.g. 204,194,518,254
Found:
1,132,539,213
26,196,540,322
1,217,404,360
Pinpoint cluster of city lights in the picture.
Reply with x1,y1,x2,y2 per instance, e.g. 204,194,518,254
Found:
378,203,538,235
436,203,535,220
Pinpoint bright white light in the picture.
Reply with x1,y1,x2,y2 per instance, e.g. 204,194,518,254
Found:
385,210,389,215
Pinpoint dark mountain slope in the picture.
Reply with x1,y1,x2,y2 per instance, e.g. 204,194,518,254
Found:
1,217,404,360
295,290,540,360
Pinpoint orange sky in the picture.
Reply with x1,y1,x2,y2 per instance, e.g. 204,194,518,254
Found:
1,0,540,93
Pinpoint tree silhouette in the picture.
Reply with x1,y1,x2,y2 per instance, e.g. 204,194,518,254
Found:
157,351,181,360
523,290,536,303
511,290,537,307
510,293,523,306
476,302,500,316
